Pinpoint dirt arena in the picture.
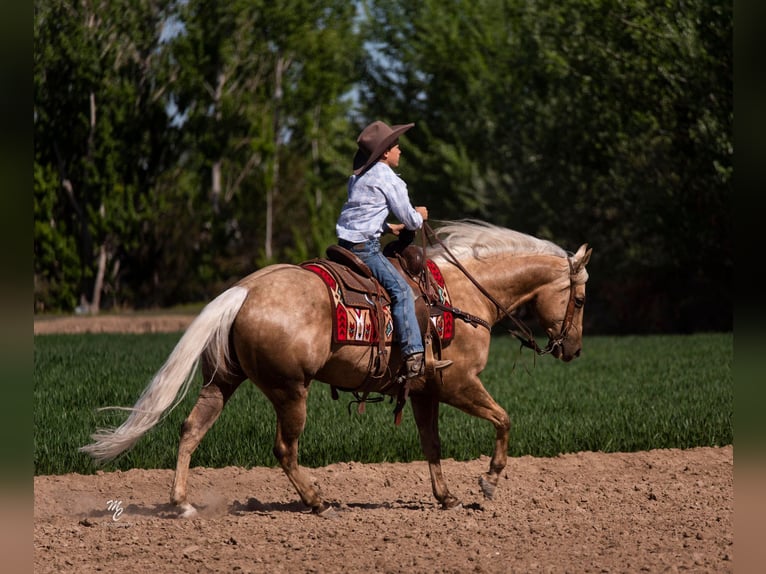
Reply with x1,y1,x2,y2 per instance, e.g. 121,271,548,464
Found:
34,315,734,573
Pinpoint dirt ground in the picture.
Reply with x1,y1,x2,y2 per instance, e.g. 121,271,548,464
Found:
34,314,734,573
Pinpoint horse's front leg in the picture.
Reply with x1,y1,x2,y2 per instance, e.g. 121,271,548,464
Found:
446,382,511,501
409,394,462,509
478,406,511,500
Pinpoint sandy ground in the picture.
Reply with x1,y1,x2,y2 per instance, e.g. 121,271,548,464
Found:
33,314,734,573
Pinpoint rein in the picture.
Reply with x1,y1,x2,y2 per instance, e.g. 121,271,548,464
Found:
420,222,578,356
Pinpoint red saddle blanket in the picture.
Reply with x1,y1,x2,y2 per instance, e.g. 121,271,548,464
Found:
303,259,455,347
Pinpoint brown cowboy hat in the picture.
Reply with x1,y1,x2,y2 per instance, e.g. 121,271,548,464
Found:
352,120,415,175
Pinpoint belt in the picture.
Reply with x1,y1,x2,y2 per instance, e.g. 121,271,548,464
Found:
338,239,369,252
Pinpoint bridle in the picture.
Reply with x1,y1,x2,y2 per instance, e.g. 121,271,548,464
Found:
421,223,579,356
541,257,580,355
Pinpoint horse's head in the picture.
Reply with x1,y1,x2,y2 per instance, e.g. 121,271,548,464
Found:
531,243,592,362
427,221,593,362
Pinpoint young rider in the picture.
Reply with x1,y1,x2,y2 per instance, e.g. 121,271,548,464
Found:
336,120,452,381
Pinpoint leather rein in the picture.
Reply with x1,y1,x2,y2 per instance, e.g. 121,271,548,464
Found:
420,223,578,356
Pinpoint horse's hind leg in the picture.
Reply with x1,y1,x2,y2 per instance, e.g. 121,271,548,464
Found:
263,383,330,514
409,394,462,509
170,372,242,518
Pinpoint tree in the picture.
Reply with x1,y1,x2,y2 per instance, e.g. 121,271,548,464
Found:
359,0,732,332
166,0,362,275
34,0,180,311
34,0,364,311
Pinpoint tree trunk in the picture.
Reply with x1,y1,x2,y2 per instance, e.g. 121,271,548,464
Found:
212,160,222,214
312,105,322,209
90,241,107,314
211,70,225,213
265,55,287,260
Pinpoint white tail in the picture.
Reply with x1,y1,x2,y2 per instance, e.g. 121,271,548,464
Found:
79,286,249,463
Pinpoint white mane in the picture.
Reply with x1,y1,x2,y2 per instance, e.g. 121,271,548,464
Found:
427,220,567,263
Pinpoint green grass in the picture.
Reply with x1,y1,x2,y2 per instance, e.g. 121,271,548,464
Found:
34,332,732,476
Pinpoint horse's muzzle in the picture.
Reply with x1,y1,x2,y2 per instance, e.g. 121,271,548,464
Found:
550,341,581,362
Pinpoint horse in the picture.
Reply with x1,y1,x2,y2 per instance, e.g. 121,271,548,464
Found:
80,220,592,517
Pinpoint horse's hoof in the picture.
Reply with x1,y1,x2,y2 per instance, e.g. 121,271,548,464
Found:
479,474,496,500
177,502,198,519
441,496,463,510
313,502,336,517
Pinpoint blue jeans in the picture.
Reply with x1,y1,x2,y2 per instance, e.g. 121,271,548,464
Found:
339,238,423,357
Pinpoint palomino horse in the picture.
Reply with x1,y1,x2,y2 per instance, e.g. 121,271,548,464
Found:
81,220,592,517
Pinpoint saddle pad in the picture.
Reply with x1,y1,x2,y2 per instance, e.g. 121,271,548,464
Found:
426,260,455,342
303,259,455,346
303,262,393,345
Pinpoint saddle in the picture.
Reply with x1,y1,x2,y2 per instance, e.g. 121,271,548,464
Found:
301,239,455,416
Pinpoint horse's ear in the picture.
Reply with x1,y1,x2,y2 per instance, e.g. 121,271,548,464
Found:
572,243,592,271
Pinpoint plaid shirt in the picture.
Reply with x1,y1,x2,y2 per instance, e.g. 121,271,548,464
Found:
336,162,423,243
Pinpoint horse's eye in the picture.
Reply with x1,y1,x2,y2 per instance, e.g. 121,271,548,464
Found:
574,297,585,309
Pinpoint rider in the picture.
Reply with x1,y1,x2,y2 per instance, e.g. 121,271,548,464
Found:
336,120,452,382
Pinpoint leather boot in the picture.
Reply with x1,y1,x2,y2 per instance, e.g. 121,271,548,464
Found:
404,352,424,379
405,354,453,379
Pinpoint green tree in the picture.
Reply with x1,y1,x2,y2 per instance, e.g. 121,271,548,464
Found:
359,0,732,332
33,162,80,311
34,0,363,310
167,0,362,277
34,0,180,311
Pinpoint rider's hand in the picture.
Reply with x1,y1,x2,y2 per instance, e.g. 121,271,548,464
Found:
415,206,429,221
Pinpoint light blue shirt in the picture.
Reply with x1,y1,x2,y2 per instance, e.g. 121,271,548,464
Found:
336,162,423,243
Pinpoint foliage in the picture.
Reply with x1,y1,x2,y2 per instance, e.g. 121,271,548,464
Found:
34,0,362,309
33,0,732,334
34,0,182,310
34,332,732,475
34,163,80,311
360,0,732,333
156,0,362,272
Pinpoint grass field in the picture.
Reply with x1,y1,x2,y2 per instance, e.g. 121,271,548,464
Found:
33,332,732,476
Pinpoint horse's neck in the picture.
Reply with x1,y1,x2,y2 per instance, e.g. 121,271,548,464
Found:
446,254,567,322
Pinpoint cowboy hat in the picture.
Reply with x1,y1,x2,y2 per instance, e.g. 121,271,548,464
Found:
352,120,415,175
